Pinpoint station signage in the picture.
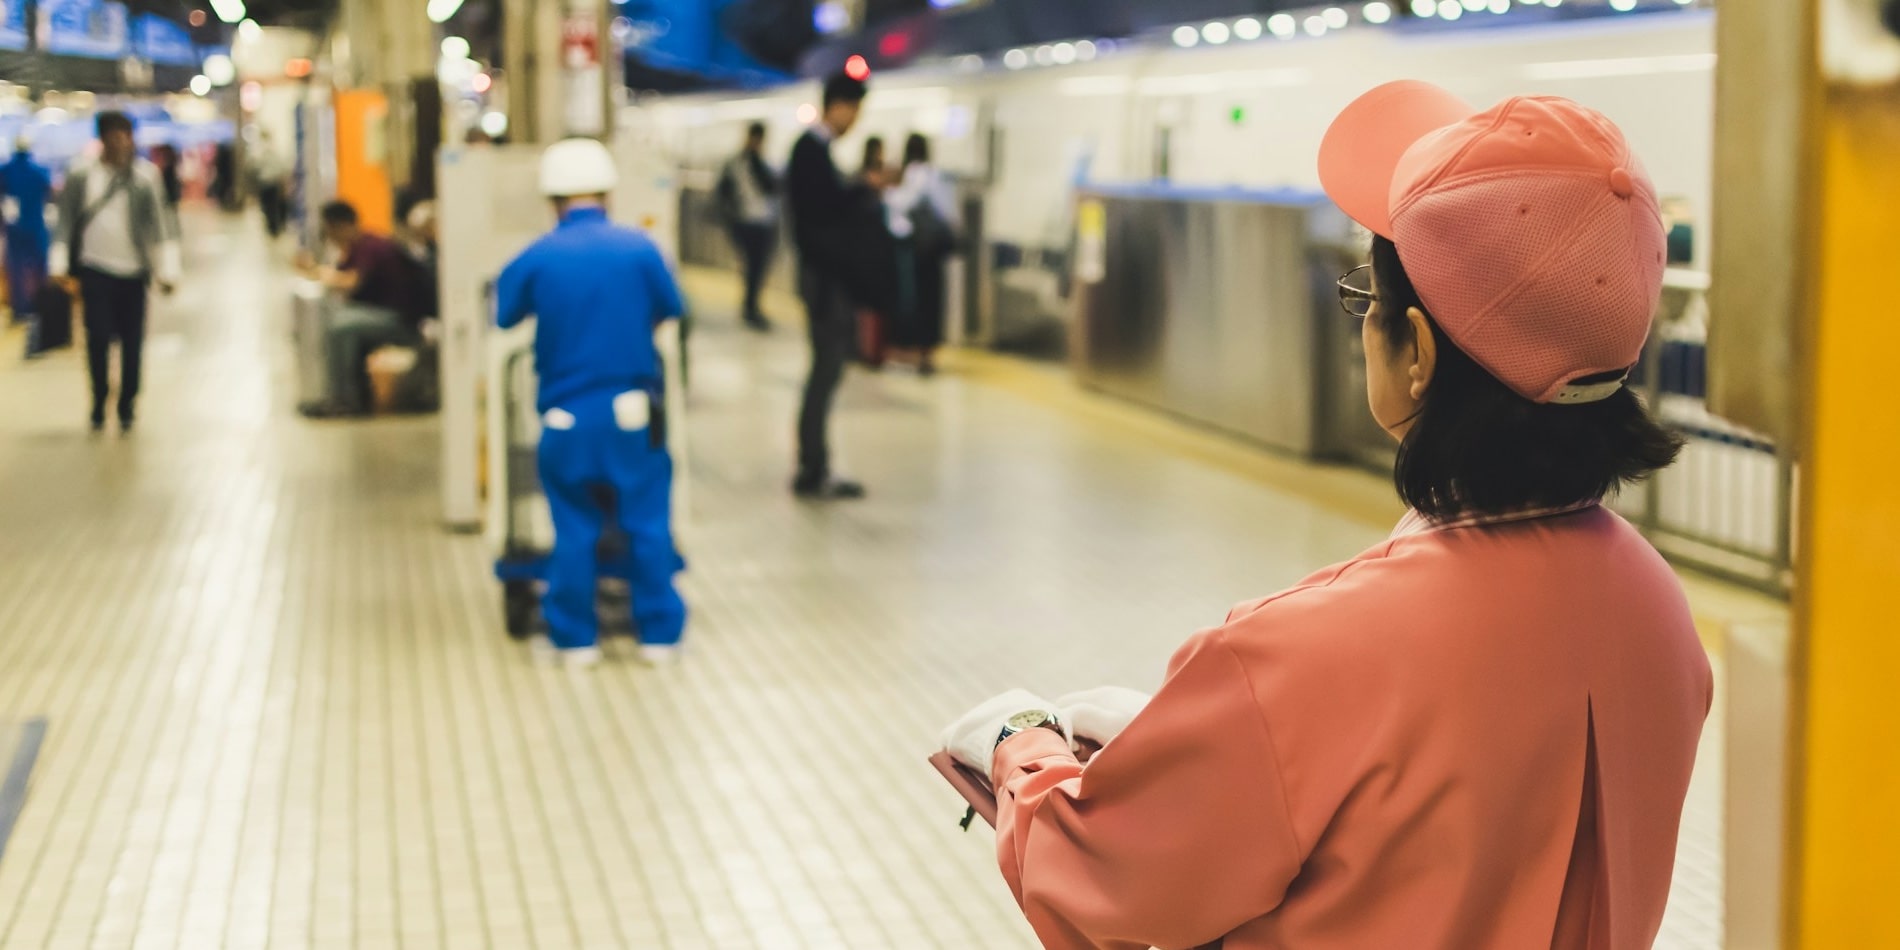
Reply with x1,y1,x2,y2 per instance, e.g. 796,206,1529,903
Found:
133,13,197,67
39,0,130,60
0,0,28,52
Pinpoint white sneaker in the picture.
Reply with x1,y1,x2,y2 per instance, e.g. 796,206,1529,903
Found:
636,644,682,668
531,637,603,670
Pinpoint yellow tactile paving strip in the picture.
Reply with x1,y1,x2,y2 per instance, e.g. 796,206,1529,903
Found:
0,223,1726,949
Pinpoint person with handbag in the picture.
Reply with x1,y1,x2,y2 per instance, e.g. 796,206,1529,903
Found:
50,112,181,434
940,82,1712,949
885,134,960,376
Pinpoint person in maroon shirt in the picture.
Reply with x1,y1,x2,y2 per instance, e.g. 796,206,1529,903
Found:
298,200,426,418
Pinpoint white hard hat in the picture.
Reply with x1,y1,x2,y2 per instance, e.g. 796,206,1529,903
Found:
540,138,618,197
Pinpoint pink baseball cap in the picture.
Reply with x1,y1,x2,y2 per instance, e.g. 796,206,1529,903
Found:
1318,80,1667,405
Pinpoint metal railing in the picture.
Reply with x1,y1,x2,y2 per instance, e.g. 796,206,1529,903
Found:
1611,273,1795,595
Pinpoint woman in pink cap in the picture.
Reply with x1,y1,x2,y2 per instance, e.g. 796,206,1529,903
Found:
941,81,1713,950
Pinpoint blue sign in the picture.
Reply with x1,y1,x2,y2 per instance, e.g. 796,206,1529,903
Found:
40,0,130,60
0,0,28,51
134,14,197,66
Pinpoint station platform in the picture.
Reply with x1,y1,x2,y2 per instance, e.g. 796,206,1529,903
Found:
0,210,1774,949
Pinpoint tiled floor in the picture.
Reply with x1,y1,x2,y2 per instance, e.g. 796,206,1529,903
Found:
0,210,1731,949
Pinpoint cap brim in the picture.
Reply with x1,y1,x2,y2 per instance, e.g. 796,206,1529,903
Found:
1319,80,1477,239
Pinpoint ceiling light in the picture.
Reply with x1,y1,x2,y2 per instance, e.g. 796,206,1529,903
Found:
190,75,212,97
208,0,245,24
480,112,509,138
1463,0,1485,10
1364,2,1394,23
441,36,471,60
1075,40,1098,60
1234,17,1262,39
1323,7,1350,28
1489,0,1511,12
1609,0,1636,9
1268,13,1298,36
1303,14,1327,34
1033,45,1054,64
1412,0,1437,13
426,0,465,24
1052,42,1076,63
1172,25,1200,47
1439,0,1466,18
1003,48,1029,68
236,18,261,41
1202,21,1232,44
202,53,236,86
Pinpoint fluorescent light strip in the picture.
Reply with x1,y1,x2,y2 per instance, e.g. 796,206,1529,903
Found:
1521,52,1715,80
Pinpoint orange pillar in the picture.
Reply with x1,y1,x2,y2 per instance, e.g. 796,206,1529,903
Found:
1785,75,1900,950
333,89,394,234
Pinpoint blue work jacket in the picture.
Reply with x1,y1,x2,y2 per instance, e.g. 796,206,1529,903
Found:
496,206,683,414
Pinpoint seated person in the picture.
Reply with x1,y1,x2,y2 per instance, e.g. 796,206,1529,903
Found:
399,200,439,325
298,200,429,418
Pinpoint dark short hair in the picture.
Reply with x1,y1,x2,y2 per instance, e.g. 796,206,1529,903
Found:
1369,235,1682,519
746,121,766,139
96,111,134,138
319,200,360,227
822,73,867,108
903,133,929,166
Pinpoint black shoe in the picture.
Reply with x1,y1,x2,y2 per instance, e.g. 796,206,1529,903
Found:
90,407,106,432
118,418,135,436
792,477,866,500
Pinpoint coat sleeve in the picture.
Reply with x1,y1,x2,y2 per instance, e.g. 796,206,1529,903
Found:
991,628,1306,950
495,250,533,329
49,170,81,277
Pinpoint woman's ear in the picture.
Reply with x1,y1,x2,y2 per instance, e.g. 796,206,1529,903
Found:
1406,306,1437,401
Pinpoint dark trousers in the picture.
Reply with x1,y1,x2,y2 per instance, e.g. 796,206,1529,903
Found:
325,304,418,413
79,267,149,423
258,183,288,237
796,264,854,484
729,222,777,322
894,242,947,351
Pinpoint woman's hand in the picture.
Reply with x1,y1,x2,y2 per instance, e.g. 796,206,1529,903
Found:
1057,686,1152,750
941,689,1062,777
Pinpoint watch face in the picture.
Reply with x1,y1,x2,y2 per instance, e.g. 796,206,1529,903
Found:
1008,710,1053,732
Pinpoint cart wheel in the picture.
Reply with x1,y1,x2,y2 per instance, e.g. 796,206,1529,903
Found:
503,580,539,640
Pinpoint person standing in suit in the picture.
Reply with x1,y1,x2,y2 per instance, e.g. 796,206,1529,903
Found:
784,73,871,500
50,112,181,434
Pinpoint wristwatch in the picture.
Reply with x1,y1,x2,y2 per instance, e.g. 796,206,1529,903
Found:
995,709,1063,749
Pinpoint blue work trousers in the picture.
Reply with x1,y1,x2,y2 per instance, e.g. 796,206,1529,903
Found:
6,229,48,320
537,392,686,650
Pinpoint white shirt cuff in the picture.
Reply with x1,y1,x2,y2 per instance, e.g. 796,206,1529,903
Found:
156,242,182,284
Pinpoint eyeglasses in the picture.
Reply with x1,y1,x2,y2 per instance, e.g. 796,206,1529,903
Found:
1337,264,1378,319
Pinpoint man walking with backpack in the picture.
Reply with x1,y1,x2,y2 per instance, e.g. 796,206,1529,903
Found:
51,112,181,434
718,122,780,332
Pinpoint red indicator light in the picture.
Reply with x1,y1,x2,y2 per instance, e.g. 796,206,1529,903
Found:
844,54,870,80
879,32,909,57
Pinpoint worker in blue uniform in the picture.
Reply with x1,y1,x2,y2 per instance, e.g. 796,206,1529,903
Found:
496,138,687,669
0,137,52,326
